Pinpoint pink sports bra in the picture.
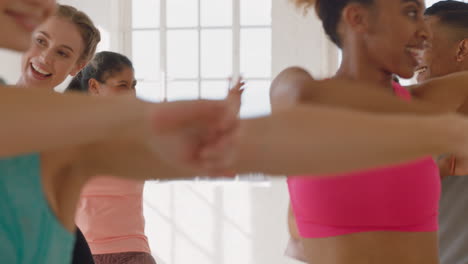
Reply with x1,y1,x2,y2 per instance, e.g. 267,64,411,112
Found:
287,82,441,238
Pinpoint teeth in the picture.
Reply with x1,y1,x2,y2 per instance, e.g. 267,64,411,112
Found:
406,47,424,56
415,66,427,74
31,63,51,75
406,47,424,64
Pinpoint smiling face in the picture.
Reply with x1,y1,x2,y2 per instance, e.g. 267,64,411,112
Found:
353,0,430,79
416,16,464,83
19,16,85,90
0,0,56,52
89,66,136,96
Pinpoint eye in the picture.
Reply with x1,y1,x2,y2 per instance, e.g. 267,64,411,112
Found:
57,50,69,58
407,9,419,19
404,4,422,20
36,38,46,46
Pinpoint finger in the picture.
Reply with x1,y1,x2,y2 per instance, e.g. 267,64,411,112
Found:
228,77,245,97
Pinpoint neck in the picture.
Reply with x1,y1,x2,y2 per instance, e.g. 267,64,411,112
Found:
459,61,468,72
16,77,27,88
335,46,394,90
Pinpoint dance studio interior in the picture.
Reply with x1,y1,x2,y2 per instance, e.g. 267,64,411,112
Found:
1,0,467,263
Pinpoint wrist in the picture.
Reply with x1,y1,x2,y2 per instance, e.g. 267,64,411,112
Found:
231,118,265,174
110,95,153,140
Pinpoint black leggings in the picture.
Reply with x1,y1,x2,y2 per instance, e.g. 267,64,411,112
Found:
72,227,95,264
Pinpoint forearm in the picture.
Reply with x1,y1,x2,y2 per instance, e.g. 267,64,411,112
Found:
300,79,445,114
233,105,461,175
0,86,149,157
411,71,468,111
78,139,196,181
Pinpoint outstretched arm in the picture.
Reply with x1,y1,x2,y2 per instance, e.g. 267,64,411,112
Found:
0,86,150,157
410,71,468,114
226,105,465,175
270,67,445,114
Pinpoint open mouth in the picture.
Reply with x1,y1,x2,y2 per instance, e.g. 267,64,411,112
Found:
415,65,428,75
405,47,424,64
30,63,52,78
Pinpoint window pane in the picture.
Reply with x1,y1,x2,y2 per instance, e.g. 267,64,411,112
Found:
143,183,173,263
132,30,160,81
425,0,440,7
201,81,229,100
240,0,271,26
132,0,160,28
201,0,232,27
167,30,198,79
167,81,199,101
201,29,232,78
173,184,216,264
167,0,198,27
240,80,271,118
136,80,164,102
240,29,271,78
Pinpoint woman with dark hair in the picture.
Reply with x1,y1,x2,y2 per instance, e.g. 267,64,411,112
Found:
69,51,156,264
278,0,468,263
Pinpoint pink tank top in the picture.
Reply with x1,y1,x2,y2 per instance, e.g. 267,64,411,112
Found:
288,82,441,238
75,176,151,254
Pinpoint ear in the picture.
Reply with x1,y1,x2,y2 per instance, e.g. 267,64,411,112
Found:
456,39,468,62
88,78,100,95
70,61,87,77
341,3,372,34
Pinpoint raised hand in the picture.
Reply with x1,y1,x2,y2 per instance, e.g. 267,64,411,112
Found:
199,78,245,175
147,78,244,175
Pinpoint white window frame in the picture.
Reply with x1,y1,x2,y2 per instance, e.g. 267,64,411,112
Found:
125,0,272,101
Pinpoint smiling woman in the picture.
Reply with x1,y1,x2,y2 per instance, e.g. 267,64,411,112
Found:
17,5,100,90
280,0,442,264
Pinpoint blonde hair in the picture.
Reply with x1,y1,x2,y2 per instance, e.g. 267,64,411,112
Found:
55,4,101,63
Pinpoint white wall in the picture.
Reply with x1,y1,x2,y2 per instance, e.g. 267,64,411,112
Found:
272,0,339,78
0,49,21,84
59,0,125,53
144,179,299,264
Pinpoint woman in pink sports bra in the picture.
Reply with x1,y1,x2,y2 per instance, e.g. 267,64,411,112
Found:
273,0,468,263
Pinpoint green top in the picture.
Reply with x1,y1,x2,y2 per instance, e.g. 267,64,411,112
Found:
0,153,74,263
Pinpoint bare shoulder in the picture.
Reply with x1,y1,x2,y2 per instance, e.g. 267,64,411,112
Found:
271,67,315,94
270,67,321,111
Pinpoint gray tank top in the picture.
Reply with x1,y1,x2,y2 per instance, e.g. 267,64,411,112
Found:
439,176,468,264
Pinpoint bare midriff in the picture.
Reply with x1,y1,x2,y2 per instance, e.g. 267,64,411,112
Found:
302,231,439,264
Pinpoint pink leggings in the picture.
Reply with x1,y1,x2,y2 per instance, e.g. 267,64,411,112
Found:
93,252,156,264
